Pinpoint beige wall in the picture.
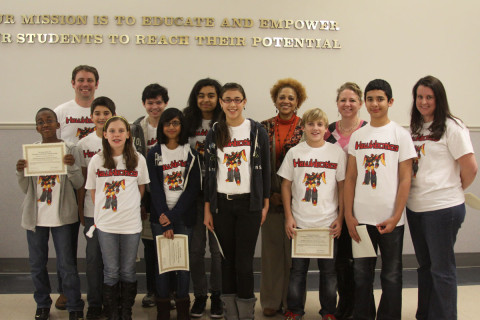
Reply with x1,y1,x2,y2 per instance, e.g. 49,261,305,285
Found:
1,0,479,127
1,0,479,258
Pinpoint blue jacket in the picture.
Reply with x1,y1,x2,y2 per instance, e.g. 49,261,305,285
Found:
204,119,271,213
147,144,201,232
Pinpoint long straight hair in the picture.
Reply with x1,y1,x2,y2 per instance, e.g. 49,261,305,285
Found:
102,116,138,171
183,78,222,137
410,75,458,140
215,83,247,151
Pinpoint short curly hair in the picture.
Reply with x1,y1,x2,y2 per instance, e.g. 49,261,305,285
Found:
270,78,307,108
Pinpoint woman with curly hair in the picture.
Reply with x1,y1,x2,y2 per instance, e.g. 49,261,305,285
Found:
260,78,307,317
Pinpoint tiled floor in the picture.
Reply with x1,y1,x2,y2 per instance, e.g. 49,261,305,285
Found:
1,268,479,319
1,287,479,319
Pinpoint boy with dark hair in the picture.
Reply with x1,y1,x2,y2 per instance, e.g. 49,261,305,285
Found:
131,83,169,307
16,108,85,320
77,96,116,319
345,79,416,320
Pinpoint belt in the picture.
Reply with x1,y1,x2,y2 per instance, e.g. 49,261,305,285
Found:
218,193,250,200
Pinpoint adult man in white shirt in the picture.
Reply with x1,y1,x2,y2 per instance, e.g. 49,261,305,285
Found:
53,65,99,311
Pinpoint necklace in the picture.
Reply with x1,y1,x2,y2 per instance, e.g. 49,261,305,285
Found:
339,118,359,133
275,115,297,158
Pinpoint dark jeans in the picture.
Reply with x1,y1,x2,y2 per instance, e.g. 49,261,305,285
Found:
83,217,103,308
213,197,261,299
407,204,465,320
27,223,84,312
287,240,337,316
57,220,80,294
151,221,193,299
142,238,157,295
353,225,404,320
190,197,222,297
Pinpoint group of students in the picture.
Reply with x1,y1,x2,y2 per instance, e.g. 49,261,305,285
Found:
16,64,477,320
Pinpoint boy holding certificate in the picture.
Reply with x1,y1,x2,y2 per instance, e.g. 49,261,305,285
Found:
16,108,85,320
278,108,346,320
344,79,416,320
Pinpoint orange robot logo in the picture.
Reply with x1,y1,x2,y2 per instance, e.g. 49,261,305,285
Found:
302,172,326,206
362,153,386,189
103,179,125,212
223,150,247,186
37,175,60,205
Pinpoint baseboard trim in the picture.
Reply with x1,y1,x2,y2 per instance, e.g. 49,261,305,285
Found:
1,253,480,273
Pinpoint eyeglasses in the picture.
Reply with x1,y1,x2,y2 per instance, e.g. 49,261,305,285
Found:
163,121,181,128
221,98,244,104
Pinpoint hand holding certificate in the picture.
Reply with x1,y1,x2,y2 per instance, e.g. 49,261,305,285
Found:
22,143,67,176
291,228,334,259
156,234,189,274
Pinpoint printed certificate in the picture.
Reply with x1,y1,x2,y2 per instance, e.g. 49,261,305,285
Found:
22,143,66,176
156,234,189,274
291,228,334,259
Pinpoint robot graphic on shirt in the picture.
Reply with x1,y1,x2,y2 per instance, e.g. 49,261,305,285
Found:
37,175,60,205
362,153,386,189
223,149,247,186
76,127,95,140
165,171,183,191
103,179,125,212
195,141,205,163
302,171,326,206
412,144,425,178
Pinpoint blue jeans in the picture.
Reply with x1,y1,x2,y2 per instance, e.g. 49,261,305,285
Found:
190,197,222,297
151,221,193,299
27,223,84,312
97,229,140,286
353,225,404,320
83,217,104,308
407,204,465,320
213,197,261,299
287,240,337,316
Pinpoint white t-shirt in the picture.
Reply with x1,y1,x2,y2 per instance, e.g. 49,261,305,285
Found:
36,175,62,227
146,123,158,153
348,122,416,226
54,100,95,143
216,119,252,194
161,144,188,210
278,141,346,228
407,118,474,212
85,152,150,234
77,132,102,218
188,119,209,177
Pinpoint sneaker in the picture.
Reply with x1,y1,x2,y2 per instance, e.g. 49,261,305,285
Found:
86,307,102,320
285,311,303,320
55,293,67,310
142,292,156,308
190,295,207,318
323,314,337,320
210,293,223,318
35,308,50,320
69,311,84,320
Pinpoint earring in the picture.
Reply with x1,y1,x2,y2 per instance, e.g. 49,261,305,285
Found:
244,107,246,110
276,109,278,114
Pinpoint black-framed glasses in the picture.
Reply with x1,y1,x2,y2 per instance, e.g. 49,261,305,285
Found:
221,98,244,104
163,121,181,128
